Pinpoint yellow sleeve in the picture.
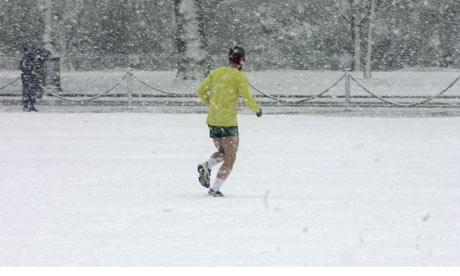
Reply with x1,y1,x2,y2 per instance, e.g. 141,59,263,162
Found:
237,74,260,113
197,72,212,106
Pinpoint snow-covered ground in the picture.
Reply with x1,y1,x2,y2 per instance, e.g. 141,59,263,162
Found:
1,112,460,266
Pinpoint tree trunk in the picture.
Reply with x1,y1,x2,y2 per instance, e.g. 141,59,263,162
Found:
59,0,86,71
364,0,375,79
174,0,208,80
40,0,56,56
350,0,361,72
353,22,361,71
196,0,211,76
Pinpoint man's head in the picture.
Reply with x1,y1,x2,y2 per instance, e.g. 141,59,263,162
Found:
228,46,246,67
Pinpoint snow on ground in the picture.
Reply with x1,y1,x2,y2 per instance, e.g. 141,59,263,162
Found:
1,112,460,265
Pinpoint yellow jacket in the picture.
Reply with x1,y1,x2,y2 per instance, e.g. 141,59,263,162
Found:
197,66,260,126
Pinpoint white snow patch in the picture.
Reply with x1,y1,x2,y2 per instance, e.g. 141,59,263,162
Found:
1,113,460,265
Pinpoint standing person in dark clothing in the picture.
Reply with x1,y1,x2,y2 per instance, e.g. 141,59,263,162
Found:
19,45,36,111
19,45,50,112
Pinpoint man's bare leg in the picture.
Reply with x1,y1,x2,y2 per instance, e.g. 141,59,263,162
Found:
210,139,225,165
206,136,239,196
213,136,239,180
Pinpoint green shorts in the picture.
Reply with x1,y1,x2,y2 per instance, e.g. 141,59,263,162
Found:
208,125,239,138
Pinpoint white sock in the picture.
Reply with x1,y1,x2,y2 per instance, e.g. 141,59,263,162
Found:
212,178,225,192
207,157,217,169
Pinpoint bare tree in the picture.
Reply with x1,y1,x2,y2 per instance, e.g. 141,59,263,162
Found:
364,0,375,79
328,0,381,72
39,0,57,55
350,0,362,71
54,0,87,70
174,0,209,80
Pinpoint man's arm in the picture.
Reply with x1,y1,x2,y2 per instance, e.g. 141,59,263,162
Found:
238,75,260,113
197,73,212,106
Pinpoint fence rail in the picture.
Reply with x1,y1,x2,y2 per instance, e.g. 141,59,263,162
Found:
2,70,460,110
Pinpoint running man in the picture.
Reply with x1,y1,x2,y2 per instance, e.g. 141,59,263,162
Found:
197,46,262,197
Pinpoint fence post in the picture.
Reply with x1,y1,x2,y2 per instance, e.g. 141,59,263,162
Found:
127,68,133,109
345,72,351,110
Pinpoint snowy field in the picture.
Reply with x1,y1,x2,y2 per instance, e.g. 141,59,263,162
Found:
1,112,460,266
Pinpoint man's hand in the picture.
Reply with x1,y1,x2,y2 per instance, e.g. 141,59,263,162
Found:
256,108,263,117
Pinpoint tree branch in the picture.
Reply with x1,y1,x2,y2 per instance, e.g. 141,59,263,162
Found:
323,0,351,24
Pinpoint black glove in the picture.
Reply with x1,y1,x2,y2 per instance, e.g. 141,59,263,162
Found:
256,108,263,117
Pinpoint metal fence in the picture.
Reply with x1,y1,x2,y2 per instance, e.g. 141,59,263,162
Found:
2,69,460,111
